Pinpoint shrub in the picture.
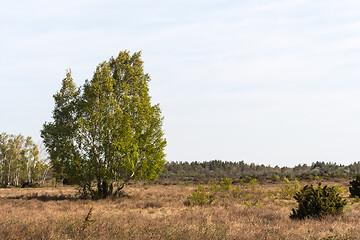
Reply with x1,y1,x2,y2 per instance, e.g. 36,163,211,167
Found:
349,175,360,198
279,177,299,199
271,174,280,182
219,178,232,191
290,183,347,220
186,185,215,206
240,177,258,190
209,178,232,193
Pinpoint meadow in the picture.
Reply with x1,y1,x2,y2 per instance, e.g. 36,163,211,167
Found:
0,179,359,240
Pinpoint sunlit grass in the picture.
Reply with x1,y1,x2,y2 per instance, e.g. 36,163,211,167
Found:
0,181,359,239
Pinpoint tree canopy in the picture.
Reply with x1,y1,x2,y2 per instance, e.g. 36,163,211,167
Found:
0,133,47,187
160,160,356,179
41,51,166,198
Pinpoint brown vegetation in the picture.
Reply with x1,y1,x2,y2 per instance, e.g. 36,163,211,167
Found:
0,180,359,239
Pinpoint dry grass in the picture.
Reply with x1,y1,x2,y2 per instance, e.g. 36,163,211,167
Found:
0,181,359,239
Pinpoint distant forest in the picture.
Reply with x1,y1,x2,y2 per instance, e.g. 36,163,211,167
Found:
159,160,360,180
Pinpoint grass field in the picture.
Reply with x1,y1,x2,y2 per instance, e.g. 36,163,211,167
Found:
0,180,359,240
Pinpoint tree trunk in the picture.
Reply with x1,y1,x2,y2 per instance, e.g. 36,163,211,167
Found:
0,156,4,185
7,158,11,186
95,180,114,199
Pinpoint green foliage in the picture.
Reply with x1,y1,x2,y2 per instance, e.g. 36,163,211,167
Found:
271,174,280,182
42,51,166,198
161,160,359,179
290,183,347,220
349,175,360,198
209,178,232,192
240,177,258,190
186,185,216,206
219,178,232,191
279,177,299,199
0,133,48,187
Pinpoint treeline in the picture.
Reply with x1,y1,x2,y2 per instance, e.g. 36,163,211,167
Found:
0,133,48,187
3,131,360,187
160,160,360,179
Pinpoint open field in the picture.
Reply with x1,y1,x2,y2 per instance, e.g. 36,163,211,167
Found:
0,180,360,240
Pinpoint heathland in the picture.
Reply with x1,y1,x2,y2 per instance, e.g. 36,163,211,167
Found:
1,178,359,240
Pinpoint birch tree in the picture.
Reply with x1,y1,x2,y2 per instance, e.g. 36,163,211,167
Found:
42,51,167,198
0,133,47,187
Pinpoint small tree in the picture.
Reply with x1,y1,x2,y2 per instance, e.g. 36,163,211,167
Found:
290,183,346,220
42,51,167,198
349,175,360,198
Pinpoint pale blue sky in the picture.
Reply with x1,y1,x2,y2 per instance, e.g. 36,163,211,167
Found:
2,0,360,166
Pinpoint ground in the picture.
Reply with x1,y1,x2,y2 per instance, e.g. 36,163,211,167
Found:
0,180,359,239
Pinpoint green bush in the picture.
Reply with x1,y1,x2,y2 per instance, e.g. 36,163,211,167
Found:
349,175,360,198
186,185,215,206
279,177,299,199
240,177,258,190
209,178,232,193
219,178,232,191
271,174,280,182
290,183,347,220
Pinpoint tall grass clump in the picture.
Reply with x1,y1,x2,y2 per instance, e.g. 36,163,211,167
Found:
290,183,347,220
185,178,233,206
231,177,264,206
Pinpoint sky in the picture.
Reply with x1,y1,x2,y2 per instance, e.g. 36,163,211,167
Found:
2,0,360,167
